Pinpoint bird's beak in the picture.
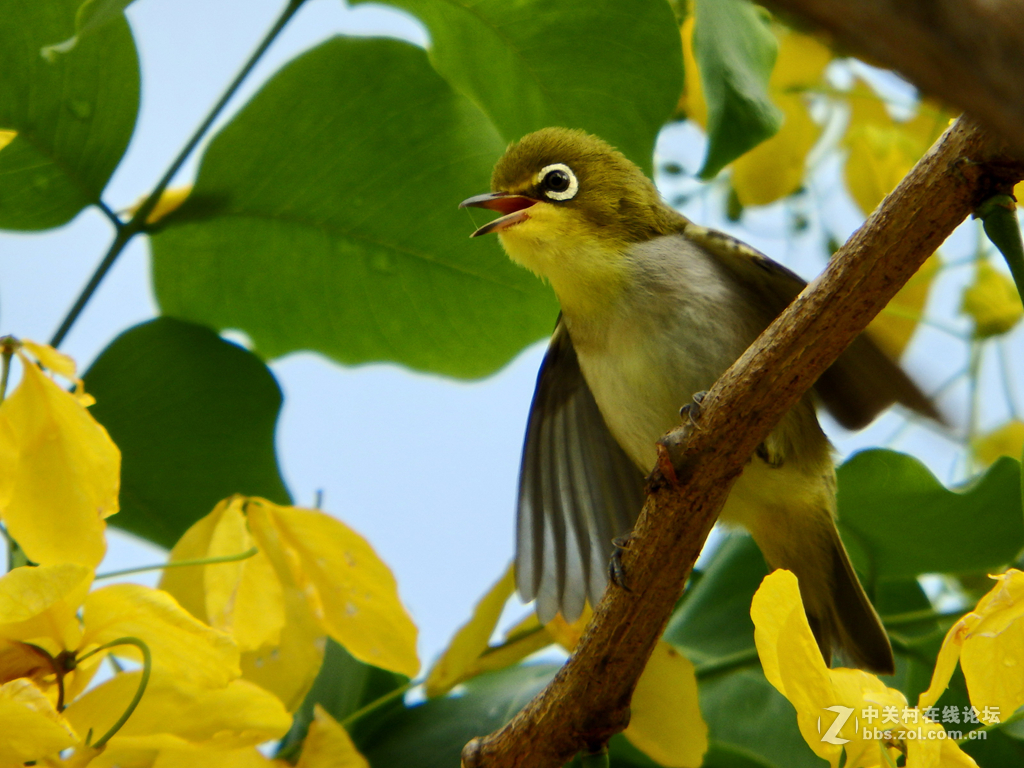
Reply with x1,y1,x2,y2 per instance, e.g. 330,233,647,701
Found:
460,192,537,237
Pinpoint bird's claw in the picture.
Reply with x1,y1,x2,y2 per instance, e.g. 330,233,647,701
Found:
609,536,632,592
679,391,707,424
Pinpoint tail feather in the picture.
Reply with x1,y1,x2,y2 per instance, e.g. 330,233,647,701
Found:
747,493,894,675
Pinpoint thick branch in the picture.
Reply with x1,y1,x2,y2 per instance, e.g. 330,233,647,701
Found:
764,0,1024,157
463,118,1024,768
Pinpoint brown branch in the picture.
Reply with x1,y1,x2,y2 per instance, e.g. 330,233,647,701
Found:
764,0,1024,157
462,118,1024,768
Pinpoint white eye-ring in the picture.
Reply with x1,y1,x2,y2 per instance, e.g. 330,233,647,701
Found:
537,163,578,201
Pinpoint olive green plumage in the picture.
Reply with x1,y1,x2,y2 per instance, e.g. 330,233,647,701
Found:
464,127,941,674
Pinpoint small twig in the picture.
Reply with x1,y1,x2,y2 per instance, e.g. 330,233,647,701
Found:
49,0,309,349
94,546,258,580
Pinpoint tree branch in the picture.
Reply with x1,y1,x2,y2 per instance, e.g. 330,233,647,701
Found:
463,117,1024,768
764,0,1024,157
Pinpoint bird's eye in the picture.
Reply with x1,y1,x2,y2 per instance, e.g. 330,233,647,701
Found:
538,163,578,201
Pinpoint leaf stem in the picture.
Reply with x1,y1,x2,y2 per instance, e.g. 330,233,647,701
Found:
94,546,258,580
49,0,309,349
340,680,415,729
79,637,152,749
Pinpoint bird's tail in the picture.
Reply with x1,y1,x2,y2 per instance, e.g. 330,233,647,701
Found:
747,494,894,675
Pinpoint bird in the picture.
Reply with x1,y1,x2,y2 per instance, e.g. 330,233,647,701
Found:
461,127,940,675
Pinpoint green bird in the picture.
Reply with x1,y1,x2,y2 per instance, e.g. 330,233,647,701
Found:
461,127,940,674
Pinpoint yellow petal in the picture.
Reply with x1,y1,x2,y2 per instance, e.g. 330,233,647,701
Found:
960,570,1024,717
239,502,328,710
752,570,838,766
961,260,1023,338
732,31,831,206
20,340,78,380
0,563,91,652
161,498,284,653
150,745,274,768
732,95,819,206
64,673,291,751
971,420,1024,469
867,253,941,359
0,130,15,153
624,641,708,768
905,719,979,768
0,351,119,568
844,122,918,216
678,16,705,127
545,607,593,652
425,565,516,697
82,584,239,688
917,614,975,711
0,678,77,764
472,613,555,677
238,580,325,712
124,186,192,225
296,705,370,768
252,500,419,678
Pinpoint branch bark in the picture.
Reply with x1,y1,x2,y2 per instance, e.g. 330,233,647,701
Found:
462,118,1024,768
763,0,1024,157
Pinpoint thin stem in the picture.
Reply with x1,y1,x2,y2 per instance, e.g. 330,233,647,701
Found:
695,648,761,679
340,680,415,729
0,338,13,402
881,607,964,628
80,637,151,749
49,0,309,349
94,546,258,580
96,200,124,230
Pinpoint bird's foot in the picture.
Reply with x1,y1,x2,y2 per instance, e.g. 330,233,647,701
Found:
609,536,632,592
679,390,707,425
755,441,785,468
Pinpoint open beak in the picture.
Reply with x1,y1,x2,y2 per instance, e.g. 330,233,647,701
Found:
460,192,537,237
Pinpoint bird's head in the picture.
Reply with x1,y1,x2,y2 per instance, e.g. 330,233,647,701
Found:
461,128,679,311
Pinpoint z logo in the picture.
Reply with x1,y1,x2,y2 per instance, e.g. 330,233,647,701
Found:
818,705,855,745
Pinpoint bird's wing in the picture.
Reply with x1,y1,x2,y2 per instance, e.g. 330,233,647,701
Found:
517,319,646,623
683,222,942,429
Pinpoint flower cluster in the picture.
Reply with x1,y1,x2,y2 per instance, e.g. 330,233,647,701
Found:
0,339,418,766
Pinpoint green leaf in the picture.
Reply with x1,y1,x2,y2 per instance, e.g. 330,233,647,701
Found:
41,0,137,59
151,36,558,378
376,0,682,173
0,0,138,230
664,534,767,665
693,0,782,178
698,668,822,768
837,450,1024,580
278,639,407,759
83,317,291,548
355,664,557,767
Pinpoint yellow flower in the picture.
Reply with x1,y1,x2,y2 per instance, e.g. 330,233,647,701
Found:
0,340,119,569
919,569,1024,721
0,678,78,765
160,496,419,710
752,570,977,768
0,560,290,767
960,260,1023,339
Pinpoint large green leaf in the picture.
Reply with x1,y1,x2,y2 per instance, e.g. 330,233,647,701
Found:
698,668,821,768
42,0,139,58
837,450,1024,580
83,318,290,548
693,0,781,178
0,0,138,230
664,534,767,665
151,36,557,378
377,0,682,172
355,664,556,767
